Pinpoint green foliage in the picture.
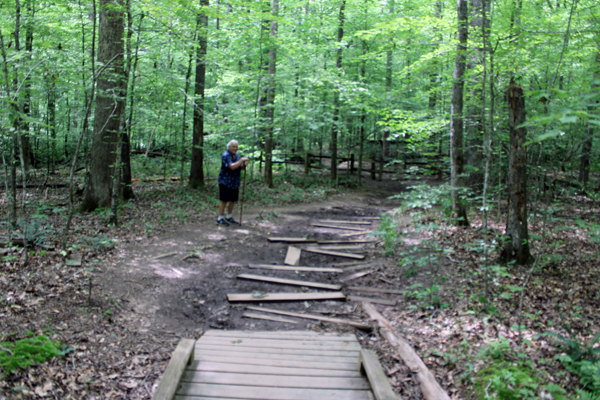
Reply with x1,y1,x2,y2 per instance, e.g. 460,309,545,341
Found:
536,330,600,363
0,334,69,374
538,329,600,397
404,282,447,310
474,337,567,400
391,184,453,215
15,218,52,246
375,214,398,256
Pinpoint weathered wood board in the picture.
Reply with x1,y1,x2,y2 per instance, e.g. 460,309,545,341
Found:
347,295,397,306
360,349,399,400
311,223,368,232
227,292,346,302
348,286,404,295
245,306,372,331
317,219,373,225
267,237,317,243
242,311,298,324
284,246,302,265
248,264,343,273
237,273,342,290
302,248,366,260
151,339,195,400
339,269,374,283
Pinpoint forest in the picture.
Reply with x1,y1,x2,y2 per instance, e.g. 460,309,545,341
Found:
1,0,599,398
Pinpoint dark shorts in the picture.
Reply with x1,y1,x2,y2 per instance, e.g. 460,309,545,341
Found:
219,184,239,202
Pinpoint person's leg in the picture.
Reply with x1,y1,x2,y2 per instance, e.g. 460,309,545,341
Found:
227,201,236,215
217,185,229,225
225,188,240,224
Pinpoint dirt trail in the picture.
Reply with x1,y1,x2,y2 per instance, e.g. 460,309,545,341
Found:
100,178,408,338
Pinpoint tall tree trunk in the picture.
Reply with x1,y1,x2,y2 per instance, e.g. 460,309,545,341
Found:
331,0,345,181
264,0,278,188
450,0,470,226
20,0,34,170
182,20,198,182
120,0,139,201
80,0,125,211
382,0,394,159
188,0,209,189
579,51,599,189
465,0,490,189
503,78,532,265
48,75,57,174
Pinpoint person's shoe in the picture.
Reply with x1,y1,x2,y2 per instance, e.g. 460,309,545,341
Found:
225,217,240,225
216,218,229,226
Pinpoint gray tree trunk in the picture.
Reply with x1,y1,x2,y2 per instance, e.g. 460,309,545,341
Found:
331,0,345,181
264,0,278,188
81,0,125,211
188,0,209,189
465,0,490,189
579,51,598,189
503,79,532,265
450,0,470,226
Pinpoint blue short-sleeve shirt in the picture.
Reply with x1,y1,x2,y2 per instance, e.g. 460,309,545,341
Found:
218,150,242,189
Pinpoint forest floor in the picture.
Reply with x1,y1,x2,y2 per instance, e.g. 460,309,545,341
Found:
1,165,599,400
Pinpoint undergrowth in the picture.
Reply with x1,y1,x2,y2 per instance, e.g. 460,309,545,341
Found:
0,334,70,374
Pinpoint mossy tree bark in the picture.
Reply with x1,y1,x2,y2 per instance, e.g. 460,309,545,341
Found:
503,78,532,265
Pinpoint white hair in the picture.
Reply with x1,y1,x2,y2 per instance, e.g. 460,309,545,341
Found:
227,140,239,149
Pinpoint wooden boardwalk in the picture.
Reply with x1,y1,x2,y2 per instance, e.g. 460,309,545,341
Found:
153,330,397,400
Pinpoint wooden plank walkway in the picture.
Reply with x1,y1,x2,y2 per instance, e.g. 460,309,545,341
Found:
168,330,381,400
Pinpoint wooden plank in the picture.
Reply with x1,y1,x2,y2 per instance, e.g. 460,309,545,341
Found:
311,223,368,232
317,219,373,225
339,270,373,283
194,354,359,370
193,349,356,363
196,344,359,358
227,292,346,302
181,370,371,390
339,232,370,237
151,338,195,400
344,264,378,272
363,302,451,400
197,337,360,351
314,245,367,251
302,248,365,260
348,286,404,295
243,311,298,324
188,360,363,377
237,274,342,291
248,264,344,273
245,306,372,331
332,261,375,267
176,382,373,400
267,237,317,243
152,252,178,260
360,349,399,400
285,246,302,266
347,295,397,306
318,240,377,244
201,330,353,341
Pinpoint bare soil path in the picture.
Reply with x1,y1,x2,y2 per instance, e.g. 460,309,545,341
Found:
100,178,407,339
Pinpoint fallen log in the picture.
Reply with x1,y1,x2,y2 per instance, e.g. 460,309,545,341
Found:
362,302,451,400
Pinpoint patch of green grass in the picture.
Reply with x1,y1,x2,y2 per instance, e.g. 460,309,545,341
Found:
1,334,70,374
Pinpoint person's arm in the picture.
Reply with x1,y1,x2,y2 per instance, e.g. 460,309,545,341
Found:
227,156,249,170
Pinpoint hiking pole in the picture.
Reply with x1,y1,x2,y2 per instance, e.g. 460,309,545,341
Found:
239,164,247,226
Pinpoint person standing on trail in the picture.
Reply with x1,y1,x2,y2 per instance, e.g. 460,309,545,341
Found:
217,140,249,226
